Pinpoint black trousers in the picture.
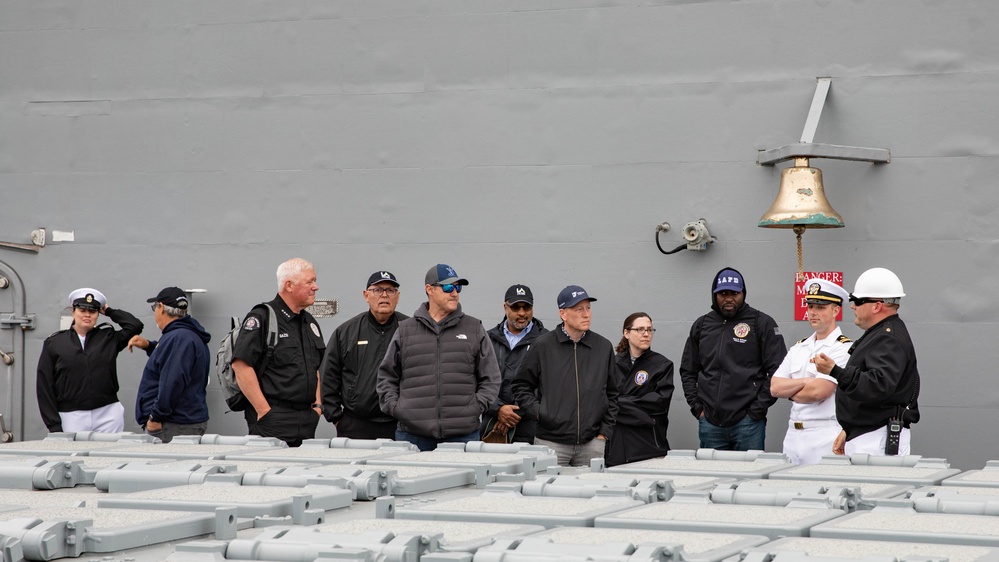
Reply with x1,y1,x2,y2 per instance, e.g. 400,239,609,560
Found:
245,404,320,447
336,411,397,440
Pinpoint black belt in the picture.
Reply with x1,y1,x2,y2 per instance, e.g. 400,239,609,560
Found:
269,399,313,411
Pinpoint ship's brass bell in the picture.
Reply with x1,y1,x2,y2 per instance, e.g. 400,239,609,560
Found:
758,158,844,229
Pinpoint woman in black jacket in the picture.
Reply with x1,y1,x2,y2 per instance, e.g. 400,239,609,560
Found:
605,312,674,467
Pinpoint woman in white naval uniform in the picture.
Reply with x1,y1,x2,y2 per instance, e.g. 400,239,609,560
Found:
769,278,852,465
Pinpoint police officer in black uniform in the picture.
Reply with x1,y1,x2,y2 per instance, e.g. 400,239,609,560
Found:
36,288,143,433
232,258,326,447
815,267,919,456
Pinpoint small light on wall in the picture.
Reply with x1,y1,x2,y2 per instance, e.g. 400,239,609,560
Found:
655,219,715,255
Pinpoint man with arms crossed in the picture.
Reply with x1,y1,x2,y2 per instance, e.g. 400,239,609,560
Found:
770,278,851,464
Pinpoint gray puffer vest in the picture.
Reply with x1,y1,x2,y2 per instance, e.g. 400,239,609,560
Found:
377,303,500,439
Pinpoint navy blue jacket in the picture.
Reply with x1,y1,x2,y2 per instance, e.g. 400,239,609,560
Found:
135,315,212,425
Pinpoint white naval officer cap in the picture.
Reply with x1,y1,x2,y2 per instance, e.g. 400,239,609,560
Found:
68,287,107,310
803,278,848,306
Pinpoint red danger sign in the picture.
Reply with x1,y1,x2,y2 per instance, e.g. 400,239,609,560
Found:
794,271,844,321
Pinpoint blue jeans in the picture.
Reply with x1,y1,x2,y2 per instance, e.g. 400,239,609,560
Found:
698,415,766,451
395,429,480,452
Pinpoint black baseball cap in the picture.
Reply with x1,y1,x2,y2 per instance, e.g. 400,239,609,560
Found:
504,285,533,306
366,271,400,288
146,287,189,309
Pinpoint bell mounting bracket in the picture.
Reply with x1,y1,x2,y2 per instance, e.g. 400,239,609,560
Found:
757,77,891,166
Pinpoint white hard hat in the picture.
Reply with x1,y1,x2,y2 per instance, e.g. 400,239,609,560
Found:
851,268,905,300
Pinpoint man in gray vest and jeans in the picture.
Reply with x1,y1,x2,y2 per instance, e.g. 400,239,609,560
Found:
377,264,500,451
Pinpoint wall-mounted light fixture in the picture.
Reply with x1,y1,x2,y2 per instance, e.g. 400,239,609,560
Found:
656,219,715,255
758,78,890,278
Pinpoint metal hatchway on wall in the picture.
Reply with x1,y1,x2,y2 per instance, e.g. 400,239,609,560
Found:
0,259,35,442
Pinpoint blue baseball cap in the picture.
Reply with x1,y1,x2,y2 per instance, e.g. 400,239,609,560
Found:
557,285,597,309
425,264,468,286
713,269,745,293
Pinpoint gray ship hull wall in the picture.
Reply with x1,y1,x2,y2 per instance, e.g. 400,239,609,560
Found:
0,1,995,467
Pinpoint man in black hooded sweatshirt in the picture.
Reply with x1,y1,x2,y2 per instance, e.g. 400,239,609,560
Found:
680,267,787,451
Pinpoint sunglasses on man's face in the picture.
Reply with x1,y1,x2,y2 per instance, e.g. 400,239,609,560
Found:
436,283,462,294
849,296,882,306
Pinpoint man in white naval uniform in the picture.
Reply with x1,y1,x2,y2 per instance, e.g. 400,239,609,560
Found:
770,278,852,465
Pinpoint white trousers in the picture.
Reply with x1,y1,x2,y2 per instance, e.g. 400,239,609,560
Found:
782,421,842,465
845,425,911,456
59,402,125,433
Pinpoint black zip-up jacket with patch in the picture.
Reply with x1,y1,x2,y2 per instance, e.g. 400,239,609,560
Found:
680,266,787,427
376,303,500,439
606,349,674,466
511,325,619,444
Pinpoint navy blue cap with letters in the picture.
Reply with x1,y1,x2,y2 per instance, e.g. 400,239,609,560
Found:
557,285,596,309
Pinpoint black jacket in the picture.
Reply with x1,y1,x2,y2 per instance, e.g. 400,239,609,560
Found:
481,318,548,442
36,307,144,432
511,325,619,444
832,314,920,441
321,310,408,424
377,303,500,439
680,266,787,427
606,349,674,466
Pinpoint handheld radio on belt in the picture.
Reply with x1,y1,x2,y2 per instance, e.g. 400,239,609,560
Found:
885,414,902,455
885,374,919,456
